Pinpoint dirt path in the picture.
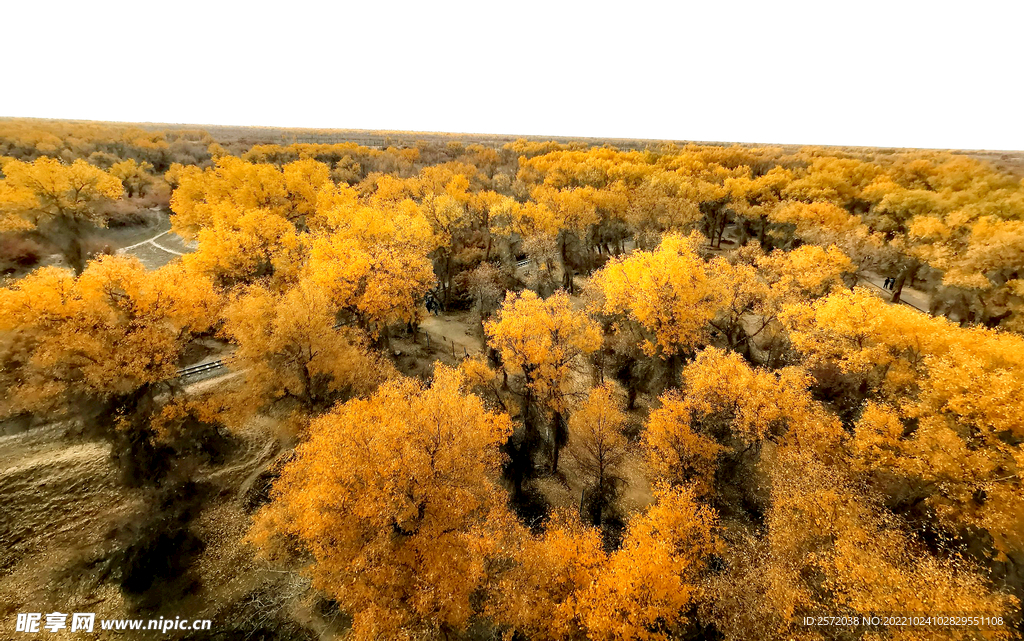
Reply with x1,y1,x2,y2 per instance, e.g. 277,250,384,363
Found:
90,208,197,270
116,227,196,270
419,310,486,357
858,271,932,313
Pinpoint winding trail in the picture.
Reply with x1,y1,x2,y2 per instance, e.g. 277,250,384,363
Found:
116,226,196,268
856,272,932,314
150,237,185,256
117,229,170,252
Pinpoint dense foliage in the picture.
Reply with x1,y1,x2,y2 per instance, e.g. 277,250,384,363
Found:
2,119,1023,639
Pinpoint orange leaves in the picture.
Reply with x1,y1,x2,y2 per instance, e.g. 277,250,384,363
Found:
170,157,289,234
169,157,334,287
0,255,220,417
181,204,303,287
510,144,1024,337
756,244,854,301
488,510,605,641
643,392,725,496
169,158,437,326
530,185,602,237
783,286,1024,556
248,366,513,640
623,175,702,243
576,486,719,641
567,383,629,491
108,158,154,197
419,192,468,249
781,155,881,206
492,487,719,641
514,147,707,248
170,158,307,286
9,131,1024,638
417,161,477,203
644,347,839,495
306,183,435,329
0,157,122,226
485,290,600,412
781,287,939,386
219,277,396,428
915,214,1024,327
848,401,905,471
761,449,1017,633
590,233,719,358
769,200,865,238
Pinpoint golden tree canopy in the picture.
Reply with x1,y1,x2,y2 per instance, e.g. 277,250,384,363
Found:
248,366,514,640
485,289,601,411
0,255,219,418
590,232,720,358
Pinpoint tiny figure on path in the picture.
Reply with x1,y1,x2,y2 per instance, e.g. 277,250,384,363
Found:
425,294,440,316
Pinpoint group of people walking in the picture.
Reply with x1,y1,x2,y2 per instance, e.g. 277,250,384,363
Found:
882,276,897,290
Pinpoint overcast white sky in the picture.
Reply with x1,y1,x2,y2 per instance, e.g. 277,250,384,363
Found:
5,1,1022,150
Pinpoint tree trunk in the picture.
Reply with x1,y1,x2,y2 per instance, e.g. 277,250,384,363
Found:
666,352,684,388
559,236,574,294
54,214,87,275
891,261,919,305
520,390,536,441
627,383,638,411
374,325,391,352
550,411,567,473
442,254,452,311
299,361,317,412
591,468,605,526
66,236,86,276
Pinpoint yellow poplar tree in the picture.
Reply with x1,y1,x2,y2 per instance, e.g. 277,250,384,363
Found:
492,487,719,641
248,367,514,641
218,277,395,432
782,288,1024,557
305,183,436,335
590,232,721,361
488,511,606,641
567,383,630,525
576,485,720,641
169,157,332,287
706,448,1017,641
485,290,601,472
643,347,842,498
0,255,219,419
109,158,154,197
531,185,601,292
0,255,220,482
0,157,123,273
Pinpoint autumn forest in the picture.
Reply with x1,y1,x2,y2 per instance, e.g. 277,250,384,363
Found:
1,117,1023,640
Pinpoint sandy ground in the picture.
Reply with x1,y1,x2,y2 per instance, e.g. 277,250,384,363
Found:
0,406,339,639
419,310,486,356
114,215,196,270
92,209,172,248
0,421,136,637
